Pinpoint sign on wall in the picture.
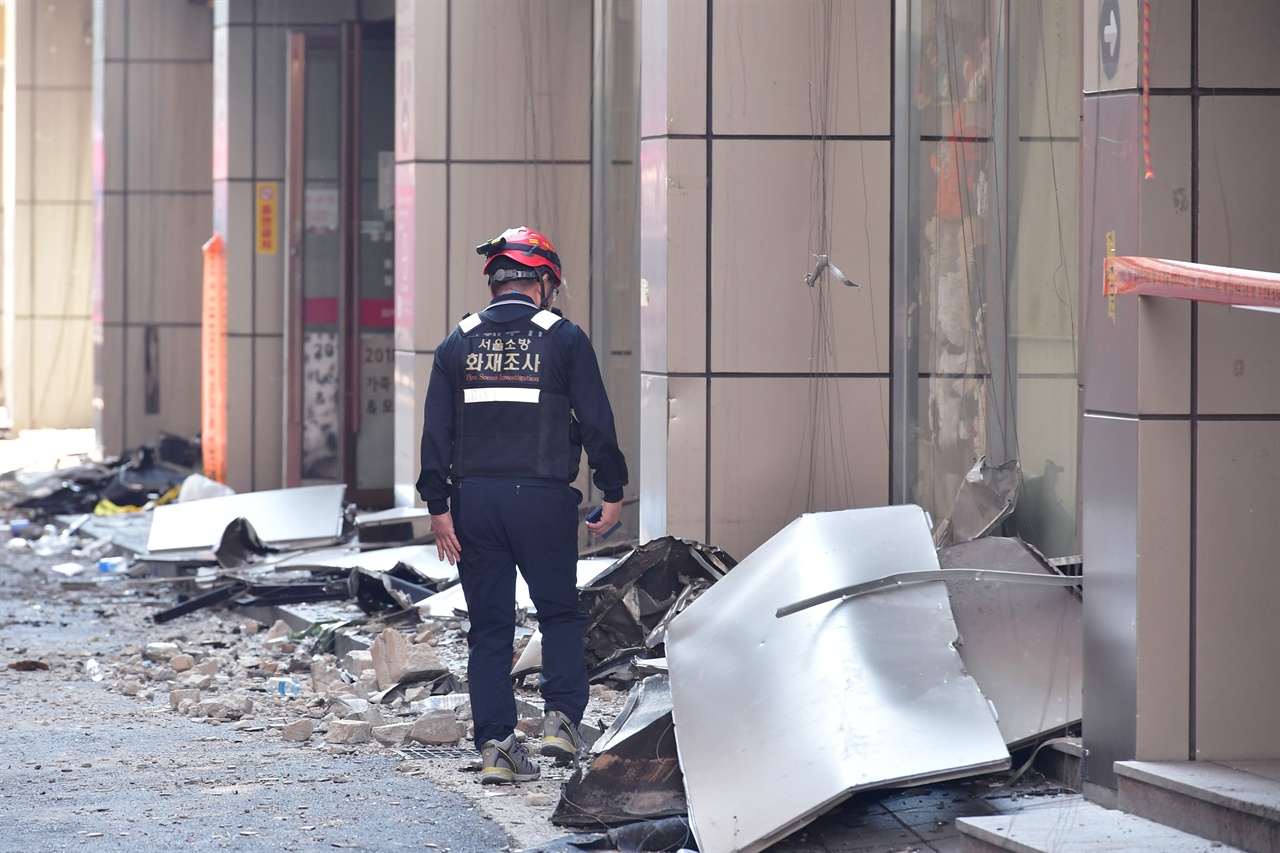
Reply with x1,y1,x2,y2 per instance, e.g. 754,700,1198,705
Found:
256,182,279,254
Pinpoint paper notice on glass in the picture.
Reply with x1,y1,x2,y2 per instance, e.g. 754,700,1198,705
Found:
305,187,340,233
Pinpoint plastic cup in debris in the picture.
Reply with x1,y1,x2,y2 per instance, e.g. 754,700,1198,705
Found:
33,526,73,557
269,677,302,697
97,556,128,574
85,659,103,682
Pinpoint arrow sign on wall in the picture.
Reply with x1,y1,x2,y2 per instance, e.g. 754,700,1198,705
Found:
1100,0,1122,80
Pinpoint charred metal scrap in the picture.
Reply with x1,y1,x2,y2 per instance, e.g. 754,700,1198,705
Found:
578,537,736,676
14,434,200,518
553,674,685,828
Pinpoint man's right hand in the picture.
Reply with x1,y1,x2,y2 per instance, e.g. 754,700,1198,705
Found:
431,511,463,566
586,500,622,536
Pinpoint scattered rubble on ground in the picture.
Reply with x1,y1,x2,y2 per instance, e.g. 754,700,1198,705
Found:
2,434,1083,852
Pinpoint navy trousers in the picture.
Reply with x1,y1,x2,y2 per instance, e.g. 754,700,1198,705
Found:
452,477,589,747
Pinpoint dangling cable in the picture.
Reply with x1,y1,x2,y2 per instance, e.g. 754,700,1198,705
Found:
1143,0,1154,179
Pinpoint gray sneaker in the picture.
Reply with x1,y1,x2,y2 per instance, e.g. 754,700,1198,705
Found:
479,734,540,784
541,710,584,762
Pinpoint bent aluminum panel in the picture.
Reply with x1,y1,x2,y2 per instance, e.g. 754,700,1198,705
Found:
667,506,1009,853
146,484,348,553
776,567,1082,617
939,538,1084,749
277,544,460,585
416,559,617,616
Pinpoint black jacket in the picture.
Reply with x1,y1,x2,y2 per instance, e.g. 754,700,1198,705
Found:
416,293,628,514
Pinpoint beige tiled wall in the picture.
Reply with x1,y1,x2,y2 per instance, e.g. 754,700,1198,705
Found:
1194,419,1280,759
1082,0,1280,772
95,0,212,454
3,0,94,430
1134,419,1192,760
641,0,893,558
393,0,594,507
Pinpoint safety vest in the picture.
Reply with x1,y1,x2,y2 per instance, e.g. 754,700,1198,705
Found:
450,304,581,482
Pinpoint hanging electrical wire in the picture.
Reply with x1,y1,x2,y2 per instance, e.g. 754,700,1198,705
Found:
789,0,862,517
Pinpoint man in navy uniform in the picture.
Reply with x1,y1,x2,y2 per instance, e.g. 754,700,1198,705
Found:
417,226,628,783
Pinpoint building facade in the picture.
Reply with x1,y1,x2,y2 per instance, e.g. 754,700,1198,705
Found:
1,0,1277,791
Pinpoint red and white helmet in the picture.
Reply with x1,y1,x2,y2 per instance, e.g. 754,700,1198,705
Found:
476,226,562,284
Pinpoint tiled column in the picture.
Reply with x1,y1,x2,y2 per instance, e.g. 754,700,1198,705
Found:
392,0,448,508
1080,0,1280,788
640,1,892,559
94,0,212,454
212,0,297,492
392,0,592,508
5,0,94,430
638,0,709,543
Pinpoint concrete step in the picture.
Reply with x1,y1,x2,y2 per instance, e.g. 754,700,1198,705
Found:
956,795,1245,852
1116,760,1280,853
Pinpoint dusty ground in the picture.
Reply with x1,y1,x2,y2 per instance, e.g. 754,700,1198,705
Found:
0,542,626,852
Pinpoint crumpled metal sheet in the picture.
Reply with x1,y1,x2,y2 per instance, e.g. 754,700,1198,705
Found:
939,537,1083,749
578,537,735,671
147,484,347,553
592,674,673,754
553,676,685,828
667,506,1009,853
933,456,1021,548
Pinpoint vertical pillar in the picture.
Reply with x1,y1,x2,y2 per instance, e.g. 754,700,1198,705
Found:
213,0,287,491
93,0,212,453
392,0,592,510
638,0,709,544
1079,0,1195,787
5,0,94,431
392,0,449,507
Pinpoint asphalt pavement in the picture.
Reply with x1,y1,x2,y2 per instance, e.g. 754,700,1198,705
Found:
0,549,513,853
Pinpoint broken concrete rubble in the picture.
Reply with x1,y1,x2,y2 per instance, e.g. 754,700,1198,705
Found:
409,710,464,746
281,718,313,742
326,719,372,744
368,624,448,688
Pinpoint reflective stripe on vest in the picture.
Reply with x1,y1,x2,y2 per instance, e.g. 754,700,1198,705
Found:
463,387,541,404
531,310,561,330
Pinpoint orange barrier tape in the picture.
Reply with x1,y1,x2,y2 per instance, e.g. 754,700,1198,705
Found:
1104,256,1280,309
201,233,228,484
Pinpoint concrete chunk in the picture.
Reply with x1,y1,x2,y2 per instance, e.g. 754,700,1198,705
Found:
370,629,448,690
169,688,201,710
265,619,292,641
326,720,372,744
372,723,413,746
281,719,314,742
192,699,244,721
169,654,194,672
409,710,463,746
145,642,181,662
342,648,373,671
193,659,219,676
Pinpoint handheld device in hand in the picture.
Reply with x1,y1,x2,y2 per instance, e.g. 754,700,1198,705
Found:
586,503,621,539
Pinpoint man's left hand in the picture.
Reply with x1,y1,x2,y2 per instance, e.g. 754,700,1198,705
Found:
431,511,463,566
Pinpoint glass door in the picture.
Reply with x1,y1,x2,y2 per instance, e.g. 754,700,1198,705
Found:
285,22,395,508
